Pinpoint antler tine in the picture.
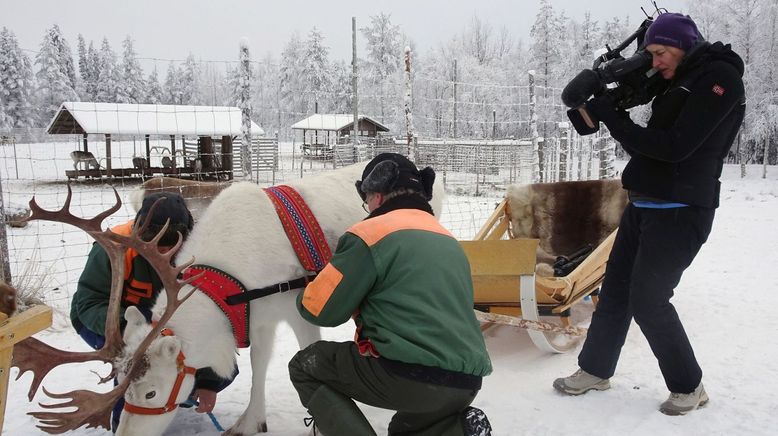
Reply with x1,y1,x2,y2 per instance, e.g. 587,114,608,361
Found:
28,383,128,434
12,337,104,401
26,185,122,235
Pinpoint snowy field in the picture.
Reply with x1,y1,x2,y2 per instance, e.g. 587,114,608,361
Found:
2,140,777,435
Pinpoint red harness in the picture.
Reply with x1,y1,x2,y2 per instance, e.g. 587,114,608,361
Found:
182,265,251,348
123,328,197,416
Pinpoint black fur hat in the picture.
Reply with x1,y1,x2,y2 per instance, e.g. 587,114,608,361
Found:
355,153,435,201
135,192,194,246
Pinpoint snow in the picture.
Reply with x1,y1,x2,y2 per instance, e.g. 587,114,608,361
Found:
290,114,389,132
48,102,265,136
2,147,778,434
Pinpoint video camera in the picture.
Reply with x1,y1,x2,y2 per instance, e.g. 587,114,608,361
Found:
562,17,668,135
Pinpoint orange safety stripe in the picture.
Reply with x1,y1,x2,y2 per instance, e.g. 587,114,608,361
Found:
301,263,343,317
348,209,453,247
109,221,154,303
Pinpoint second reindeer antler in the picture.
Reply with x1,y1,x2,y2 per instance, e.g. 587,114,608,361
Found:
12,186,201,433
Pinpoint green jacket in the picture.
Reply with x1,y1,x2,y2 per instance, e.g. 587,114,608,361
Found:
297,202,492,378
71,222,161,335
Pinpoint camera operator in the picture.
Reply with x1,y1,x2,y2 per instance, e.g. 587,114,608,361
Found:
553,12,745,416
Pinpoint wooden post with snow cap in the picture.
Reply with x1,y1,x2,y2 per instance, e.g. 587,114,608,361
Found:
528,70,540,183
239,38,252,180
404,46,414,158
352,17,359,154
0,305,53,433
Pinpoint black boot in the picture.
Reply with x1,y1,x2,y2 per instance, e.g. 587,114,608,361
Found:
462,406,492,436
306,385,376,436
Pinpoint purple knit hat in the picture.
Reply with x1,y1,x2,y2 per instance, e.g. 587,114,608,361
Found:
644,13,699,51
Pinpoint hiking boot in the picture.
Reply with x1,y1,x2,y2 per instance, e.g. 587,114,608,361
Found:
659,383,709,416
553,368,611,395
461,406,492,436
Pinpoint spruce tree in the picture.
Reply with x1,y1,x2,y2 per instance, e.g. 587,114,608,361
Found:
34,25,79,121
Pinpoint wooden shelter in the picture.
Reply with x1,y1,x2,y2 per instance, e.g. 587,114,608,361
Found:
47,102,265,180
291,114,389,158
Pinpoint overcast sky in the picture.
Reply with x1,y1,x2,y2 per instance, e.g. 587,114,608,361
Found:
4,0,688,66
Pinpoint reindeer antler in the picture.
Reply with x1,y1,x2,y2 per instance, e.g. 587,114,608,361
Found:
13,186,201,433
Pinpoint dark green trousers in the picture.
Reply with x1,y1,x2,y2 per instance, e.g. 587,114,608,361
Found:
289,341,479,436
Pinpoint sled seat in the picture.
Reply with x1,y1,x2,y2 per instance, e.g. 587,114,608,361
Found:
461,179,626,353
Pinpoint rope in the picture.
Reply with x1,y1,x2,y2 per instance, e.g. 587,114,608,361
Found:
180,398,225,432
474,309,587,336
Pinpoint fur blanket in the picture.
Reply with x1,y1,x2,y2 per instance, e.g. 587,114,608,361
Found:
506,179,628,276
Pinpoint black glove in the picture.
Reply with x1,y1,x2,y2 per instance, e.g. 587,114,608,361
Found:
586,94,631,135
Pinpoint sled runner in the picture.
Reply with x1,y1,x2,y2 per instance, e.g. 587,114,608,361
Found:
461,179,626,353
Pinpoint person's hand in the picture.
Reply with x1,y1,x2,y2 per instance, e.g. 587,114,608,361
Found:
194,388,218,413
585,94,619,120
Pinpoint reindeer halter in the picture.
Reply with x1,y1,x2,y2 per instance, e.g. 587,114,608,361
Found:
122,327,197,416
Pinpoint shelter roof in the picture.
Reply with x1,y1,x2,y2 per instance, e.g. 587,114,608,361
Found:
46,102,265,136
290,114,389,132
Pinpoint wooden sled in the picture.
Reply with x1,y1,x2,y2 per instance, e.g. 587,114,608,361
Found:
461,181,623,353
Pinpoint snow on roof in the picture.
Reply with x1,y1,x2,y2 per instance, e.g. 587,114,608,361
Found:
290,114,389,132
47,102,265,136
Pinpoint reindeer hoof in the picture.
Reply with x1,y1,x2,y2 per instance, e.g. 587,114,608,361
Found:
222,421,267,436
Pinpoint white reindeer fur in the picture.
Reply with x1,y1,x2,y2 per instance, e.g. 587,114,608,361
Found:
118,162,444,436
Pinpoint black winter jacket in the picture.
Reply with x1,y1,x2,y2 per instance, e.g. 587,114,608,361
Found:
589,42,745,208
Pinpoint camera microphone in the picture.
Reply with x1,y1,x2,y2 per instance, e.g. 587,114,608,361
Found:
561,69,602,108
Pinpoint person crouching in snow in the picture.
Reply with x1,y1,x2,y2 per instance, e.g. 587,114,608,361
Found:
289,153,493,435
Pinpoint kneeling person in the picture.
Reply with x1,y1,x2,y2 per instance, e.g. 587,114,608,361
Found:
289,153,492,436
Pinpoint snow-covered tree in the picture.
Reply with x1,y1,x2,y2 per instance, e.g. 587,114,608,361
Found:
280,32,307,120
84,41,99,100
34,25,78,121
361,13,402,122
303,27,331,113
95,37,119,102
116,36,146,103
0,28,36,129
179,53,200,105
146,66,164,104
76,34,87,97
164,62,182,104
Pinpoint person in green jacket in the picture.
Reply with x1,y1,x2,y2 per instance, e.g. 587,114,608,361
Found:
71,192,234,430
289,153,493,436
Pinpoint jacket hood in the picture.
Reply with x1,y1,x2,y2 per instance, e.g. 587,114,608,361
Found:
678,41,745,78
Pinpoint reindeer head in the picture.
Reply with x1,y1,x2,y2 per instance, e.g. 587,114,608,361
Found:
114,307,196,436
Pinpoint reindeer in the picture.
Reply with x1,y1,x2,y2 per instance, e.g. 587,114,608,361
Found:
69,150,101,172
132,157,150,171
130,176,231,220
160,156,173,169
16,163,444,435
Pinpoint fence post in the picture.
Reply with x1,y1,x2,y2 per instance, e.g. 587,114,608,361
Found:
599,135,616,179
404,47,414,158
528,70,540,183
558,122,569,182
0,174,11,285
451,59,457,139
352,17,359,158
239,38,253,180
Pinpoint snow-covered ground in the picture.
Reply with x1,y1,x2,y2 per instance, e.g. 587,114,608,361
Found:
2,142,777,435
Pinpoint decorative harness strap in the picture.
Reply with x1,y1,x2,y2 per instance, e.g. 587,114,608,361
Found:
123,327,197,415
263,185,332,272
183,265,251,348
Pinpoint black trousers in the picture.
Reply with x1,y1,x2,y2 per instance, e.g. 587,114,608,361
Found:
578,204,714,393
